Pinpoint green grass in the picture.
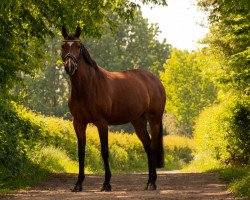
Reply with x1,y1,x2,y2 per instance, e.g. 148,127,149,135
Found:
216,167,250,198
30,146,88,174
184,157,250,199
0,160,48,193
183,155,221,172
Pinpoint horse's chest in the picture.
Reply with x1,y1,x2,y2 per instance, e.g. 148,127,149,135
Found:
68,100,100,122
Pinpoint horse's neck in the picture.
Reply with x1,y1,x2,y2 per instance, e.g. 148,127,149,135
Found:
70,61,107,101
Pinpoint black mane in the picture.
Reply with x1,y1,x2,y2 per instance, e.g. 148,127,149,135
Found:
80,43,98,70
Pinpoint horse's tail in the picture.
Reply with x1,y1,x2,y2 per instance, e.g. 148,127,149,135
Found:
156,121,164,168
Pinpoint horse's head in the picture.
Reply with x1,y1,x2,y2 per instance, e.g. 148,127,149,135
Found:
61,26,82,76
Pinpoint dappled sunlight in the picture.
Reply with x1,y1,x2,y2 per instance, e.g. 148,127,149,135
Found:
4,172,237,199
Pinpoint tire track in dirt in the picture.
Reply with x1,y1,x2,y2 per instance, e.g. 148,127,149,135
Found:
1,171,240,200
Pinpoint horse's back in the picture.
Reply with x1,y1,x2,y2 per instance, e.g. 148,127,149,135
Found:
106,69,166,124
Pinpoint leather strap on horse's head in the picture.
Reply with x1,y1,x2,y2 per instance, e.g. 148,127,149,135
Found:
63,53,80,65
62,40,82,76
62,40,98,75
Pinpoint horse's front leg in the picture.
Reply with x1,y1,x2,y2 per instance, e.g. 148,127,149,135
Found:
72,120,87,192
96,120,112,192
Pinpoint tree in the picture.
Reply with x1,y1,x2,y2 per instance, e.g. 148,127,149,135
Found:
21,31,70,117
197,0,250,96
84,10,171,74
160,49,217,136
187,0,250,168
0,0,167,100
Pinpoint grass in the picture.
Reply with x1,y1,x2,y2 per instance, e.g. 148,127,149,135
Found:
30,146,82,173
184,156,250,199
215,167,250,198
0,161,49,193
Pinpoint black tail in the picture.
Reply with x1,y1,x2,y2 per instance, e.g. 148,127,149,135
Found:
156,121,164,168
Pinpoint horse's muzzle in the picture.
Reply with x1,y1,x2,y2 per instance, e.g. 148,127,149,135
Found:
64,61,77,76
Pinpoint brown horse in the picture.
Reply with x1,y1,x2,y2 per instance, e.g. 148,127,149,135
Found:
61,26,166,192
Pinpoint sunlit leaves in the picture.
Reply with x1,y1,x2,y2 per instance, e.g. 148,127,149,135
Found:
198,0,250,96
160,49,217,136
0,0,168,99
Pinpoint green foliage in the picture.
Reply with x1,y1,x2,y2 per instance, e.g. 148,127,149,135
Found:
198,0,250,96
0,102,194,191
191,1,250,198
85,10,171,74
186,95,250,200
164,135,194,168
224,167,250,198
217,166,250,198
193,96,250,166
0,102,48,190
30,146,80,173
0,0,167,100
20,31,70,118
160,49,217,136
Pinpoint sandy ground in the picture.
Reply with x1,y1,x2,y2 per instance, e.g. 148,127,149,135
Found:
1,171,241,200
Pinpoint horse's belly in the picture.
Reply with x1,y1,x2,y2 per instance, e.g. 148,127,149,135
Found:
107,102,148,125
107,115,136,125
107,114,134,125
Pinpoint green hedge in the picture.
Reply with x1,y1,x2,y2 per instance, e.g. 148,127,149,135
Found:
0,102,47,190
0,101,194,191
193,95,250,166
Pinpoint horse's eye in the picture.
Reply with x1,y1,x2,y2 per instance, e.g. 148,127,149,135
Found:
61,45,66,49
77,45,81,49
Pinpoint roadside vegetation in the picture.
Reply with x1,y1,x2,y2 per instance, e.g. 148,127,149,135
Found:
0,0,249,198
0,102,194,192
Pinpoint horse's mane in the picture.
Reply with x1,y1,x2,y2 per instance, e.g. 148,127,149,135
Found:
80,43,99,70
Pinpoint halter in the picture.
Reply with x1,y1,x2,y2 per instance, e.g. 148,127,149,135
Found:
62,40,82,76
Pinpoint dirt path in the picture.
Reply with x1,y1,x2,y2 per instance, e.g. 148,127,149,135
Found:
2,171,239,200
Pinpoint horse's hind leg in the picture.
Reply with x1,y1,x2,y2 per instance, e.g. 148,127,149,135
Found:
147,112,164,169
132,116,157,190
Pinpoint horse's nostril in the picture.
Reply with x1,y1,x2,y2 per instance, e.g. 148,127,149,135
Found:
64,64,70,72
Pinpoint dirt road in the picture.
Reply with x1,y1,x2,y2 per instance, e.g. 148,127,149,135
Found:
2,171,239,200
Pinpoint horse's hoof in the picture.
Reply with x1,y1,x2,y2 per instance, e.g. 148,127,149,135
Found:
71,184,82,192
145,182,156,190
101,182,112,192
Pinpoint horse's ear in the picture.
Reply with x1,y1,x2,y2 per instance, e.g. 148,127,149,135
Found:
62,26,68,38
75,25,81,38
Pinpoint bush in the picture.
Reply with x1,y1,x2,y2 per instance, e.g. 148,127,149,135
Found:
0,102,195,191
214,166,250,198
193,95,250,166
163,135,194,169
0,102,48,190
30,146,79,173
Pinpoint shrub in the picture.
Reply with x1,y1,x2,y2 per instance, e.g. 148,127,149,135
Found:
163,135,194,169
0,102,48,190
193,95,250,166
30,146,79,173
0,102,195,191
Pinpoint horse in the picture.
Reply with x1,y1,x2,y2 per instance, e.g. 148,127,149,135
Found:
61,26,166,192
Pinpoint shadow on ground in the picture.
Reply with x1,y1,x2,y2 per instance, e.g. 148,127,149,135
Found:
1,171,238,200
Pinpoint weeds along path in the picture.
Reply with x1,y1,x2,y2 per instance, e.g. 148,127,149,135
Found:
2,171,239,200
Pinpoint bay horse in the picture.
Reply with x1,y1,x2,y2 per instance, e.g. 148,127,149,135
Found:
61,26,166,192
